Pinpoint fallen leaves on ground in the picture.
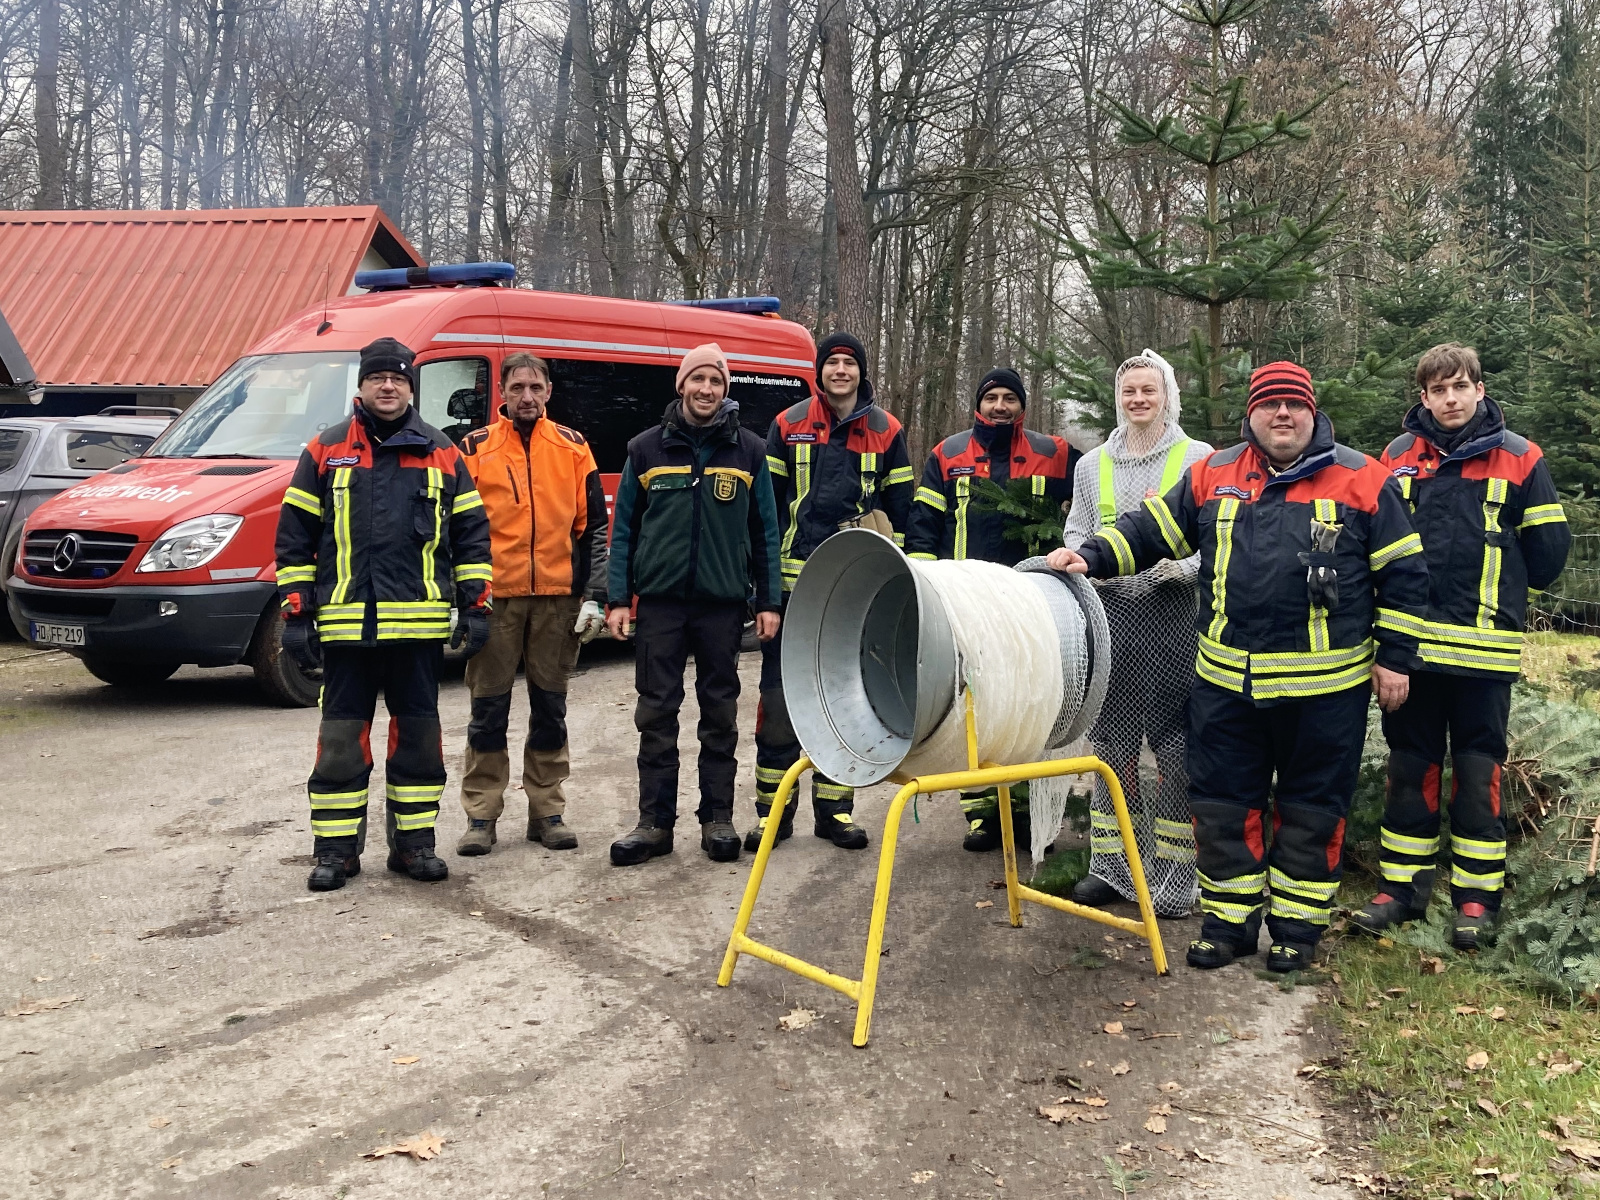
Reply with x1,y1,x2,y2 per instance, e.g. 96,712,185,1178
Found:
910,1170,937,1183
1489,1005,1507,1020
1465,1051,1490,1071
1144,1114,1168,1133
6,995,81,1017
1038,1101,1108,1126
1558,1138,1600,1165
1110,1060,1130,1075
391,1055,420,1065
160,1157,182,1169
1398,1028,1418,1038
1103,1022,1124,1035
1477,1098,1501,1117
1158,1080,1182,1092
1544,1052,1585,1081
1454,1005,1480,1015
148,1116,170,1129
975,900,995,909
1419,953,1446,975
777,1006,816,1032
363,1131,445,1161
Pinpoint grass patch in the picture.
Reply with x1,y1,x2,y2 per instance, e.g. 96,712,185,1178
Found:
1520,631,1600,712
1326,933,1600,1197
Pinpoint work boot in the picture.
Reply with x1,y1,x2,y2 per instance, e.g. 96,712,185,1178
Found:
743,800,797,852
610,823,673,866
456,818,497,857
701,819,741,862
1187,915,1261,970
306,846,360,892
387,842,449,882
1071,874,1122,907
1267,940,1317,973
963,815,1001,852
815,807,869,850
528,814,578,850
1452,902,1495,951
1350,891,1424,935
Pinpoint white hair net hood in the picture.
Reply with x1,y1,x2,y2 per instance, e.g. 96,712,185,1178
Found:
1112,348,1182,431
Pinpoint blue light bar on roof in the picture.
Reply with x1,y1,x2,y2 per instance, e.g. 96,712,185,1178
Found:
354,262,516,291
667,296,782,315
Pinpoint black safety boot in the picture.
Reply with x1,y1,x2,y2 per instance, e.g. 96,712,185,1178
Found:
611,823,673,866
1452,902,1495,951
1267,940,1317,973
1350,891,1425,935
1071,874,1121,907
387,839,449,882
307,845,360,892
963,815,1001,852
743,800,797,852
701,819,741,862
1187,915,1262,970
814,805,869,850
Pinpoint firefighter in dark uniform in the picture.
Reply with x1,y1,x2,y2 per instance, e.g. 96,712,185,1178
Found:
276,338,494,892
1049,362,1430,972
1353,344,1570,949
750,332,916,852
906,366,1080,851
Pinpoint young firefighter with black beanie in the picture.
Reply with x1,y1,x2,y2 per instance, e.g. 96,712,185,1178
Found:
276,337,494,892
905,366,1079,851
750,331,915,852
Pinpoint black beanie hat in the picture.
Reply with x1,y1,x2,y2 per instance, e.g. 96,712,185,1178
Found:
816,331,874,405
358,337,417,391
974,366,1026,410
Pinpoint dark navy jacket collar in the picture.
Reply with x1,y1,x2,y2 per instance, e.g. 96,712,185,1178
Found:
1402,397,1506,463
356,401,434,451
972,412,1020,456
1241,410,1338,489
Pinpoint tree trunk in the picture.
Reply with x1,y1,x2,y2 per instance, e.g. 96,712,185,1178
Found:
761,0,791,298
486,0,512,260
533,26,575,288
34,0,63,208
568,0,612,292
818,0,869,333
459,0,487,260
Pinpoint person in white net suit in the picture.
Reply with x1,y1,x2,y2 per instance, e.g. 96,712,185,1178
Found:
1059,351,1211,918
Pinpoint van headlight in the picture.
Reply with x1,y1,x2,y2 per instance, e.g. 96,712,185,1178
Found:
137,515,244,572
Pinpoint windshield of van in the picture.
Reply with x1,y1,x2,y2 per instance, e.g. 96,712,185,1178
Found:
147,353,359,459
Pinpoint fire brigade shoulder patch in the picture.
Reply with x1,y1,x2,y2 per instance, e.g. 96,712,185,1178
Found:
1213,484,1253,500
712,473,738,502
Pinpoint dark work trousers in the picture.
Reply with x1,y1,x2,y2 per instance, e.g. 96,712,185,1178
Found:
1378,672,1512,912
753,601,855,821
633,596,745,828
309,642,445,854
1187,679,1371,949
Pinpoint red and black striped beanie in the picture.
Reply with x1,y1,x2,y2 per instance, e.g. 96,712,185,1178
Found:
1247,361,1316,415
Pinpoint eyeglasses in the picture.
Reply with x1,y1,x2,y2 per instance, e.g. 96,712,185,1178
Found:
1257,399,1310,415
365,372,410,386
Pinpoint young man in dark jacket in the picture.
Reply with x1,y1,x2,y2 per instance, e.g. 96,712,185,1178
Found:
1353,344,1570,949
605,343,783,865
750,332,915,852
275,338,494,892
906,366,1079,849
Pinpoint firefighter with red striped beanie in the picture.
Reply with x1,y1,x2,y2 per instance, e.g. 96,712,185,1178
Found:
1352,344,1570,950
1049,362,1429,972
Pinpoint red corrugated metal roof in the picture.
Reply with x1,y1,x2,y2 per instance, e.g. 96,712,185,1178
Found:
0,206,424,389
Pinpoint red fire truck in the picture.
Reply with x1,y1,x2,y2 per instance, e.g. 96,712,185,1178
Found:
7,265,819,705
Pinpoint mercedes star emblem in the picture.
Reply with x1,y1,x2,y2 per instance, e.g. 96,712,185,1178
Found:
52,533,81,573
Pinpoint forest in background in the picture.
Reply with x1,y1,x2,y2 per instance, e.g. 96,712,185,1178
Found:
2,0,1600,475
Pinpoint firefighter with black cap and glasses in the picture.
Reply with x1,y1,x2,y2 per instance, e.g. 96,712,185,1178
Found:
906,366,1079,851
752,331,915,852
1352,343,1570,950
276,337,493,892
1049,362,1430,973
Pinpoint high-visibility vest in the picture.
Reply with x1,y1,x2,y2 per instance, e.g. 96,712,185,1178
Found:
1097,439,1190,527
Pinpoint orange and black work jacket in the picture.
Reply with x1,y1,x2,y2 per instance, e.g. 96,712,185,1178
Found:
766,395,914,590
1077,413,1429,706
1380,399,1569,677
459,408,608,601
274,403,492,644
905,414,1079,565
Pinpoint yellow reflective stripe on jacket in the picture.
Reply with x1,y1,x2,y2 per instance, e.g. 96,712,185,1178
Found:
953,476,971,560
1418,642,1521,673
1251,640,1374,674
1426,619,1522,648
1196,638,1375,700
1477,477,1509,628
1419,616,1523,673
1099,440,1189,527
859,452,879,506
1249,658,1372,701
284,486,323,518
885,464,915,486
1095,527,1136,576
276,564,316,586
421,467,444,602
1030,474,1047,497
767,454,789,478
1158,441,1190,494
453,562,493,583
451,489,483,515
1520,502,1566,530
779,445,812,585
1307,500,1338,654
915,485,949,513
908,551,937,561
330,467,355,604
1206,498,1240,640
1376,606,1428,638
1369,531,1423,570
1143,495,1192,558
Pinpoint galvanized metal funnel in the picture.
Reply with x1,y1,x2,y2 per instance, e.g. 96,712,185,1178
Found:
781,528,957,787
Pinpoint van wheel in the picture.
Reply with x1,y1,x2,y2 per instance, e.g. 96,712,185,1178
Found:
82,657,180,687
248,608,320,707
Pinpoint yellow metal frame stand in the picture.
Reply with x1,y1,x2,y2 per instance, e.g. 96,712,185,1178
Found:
718,694,1169,1047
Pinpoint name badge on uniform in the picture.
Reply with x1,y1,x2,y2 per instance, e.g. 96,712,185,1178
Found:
712,473,738,502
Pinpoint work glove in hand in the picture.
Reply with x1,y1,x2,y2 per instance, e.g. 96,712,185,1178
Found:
574,599,606,643
280,613,321,672
452,607,492,659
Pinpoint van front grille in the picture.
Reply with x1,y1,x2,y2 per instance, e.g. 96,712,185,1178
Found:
23,529,139,579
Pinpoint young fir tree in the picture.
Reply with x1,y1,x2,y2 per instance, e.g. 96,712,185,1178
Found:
1067,0,1340,440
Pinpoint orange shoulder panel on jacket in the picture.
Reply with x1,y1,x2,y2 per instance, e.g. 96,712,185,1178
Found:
1460,441,1542,485
1283,450,1389,513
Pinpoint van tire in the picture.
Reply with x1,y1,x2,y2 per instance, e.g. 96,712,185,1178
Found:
82,657,180,687
248,608,320,708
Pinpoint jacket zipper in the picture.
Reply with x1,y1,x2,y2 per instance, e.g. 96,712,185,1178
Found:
524,445,536,594
685,449,704,595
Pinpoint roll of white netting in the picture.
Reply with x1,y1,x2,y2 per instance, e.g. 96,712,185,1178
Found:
897,560,1065,782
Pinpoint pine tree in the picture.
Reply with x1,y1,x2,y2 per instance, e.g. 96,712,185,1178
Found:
1066,0,1341,440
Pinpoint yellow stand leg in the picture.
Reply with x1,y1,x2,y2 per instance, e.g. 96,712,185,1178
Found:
718,695,1169,1046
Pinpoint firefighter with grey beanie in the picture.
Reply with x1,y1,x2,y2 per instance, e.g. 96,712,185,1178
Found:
1058,350,1211,917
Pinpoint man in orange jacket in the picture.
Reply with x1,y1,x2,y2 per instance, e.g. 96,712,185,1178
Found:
454,352,609,855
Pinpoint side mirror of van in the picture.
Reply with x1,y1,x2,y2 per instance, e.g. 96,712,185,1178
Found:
447,388,487,426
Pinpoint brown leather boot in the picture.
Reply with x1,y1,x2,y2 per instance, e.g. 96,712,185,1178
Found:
528,814,578,850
